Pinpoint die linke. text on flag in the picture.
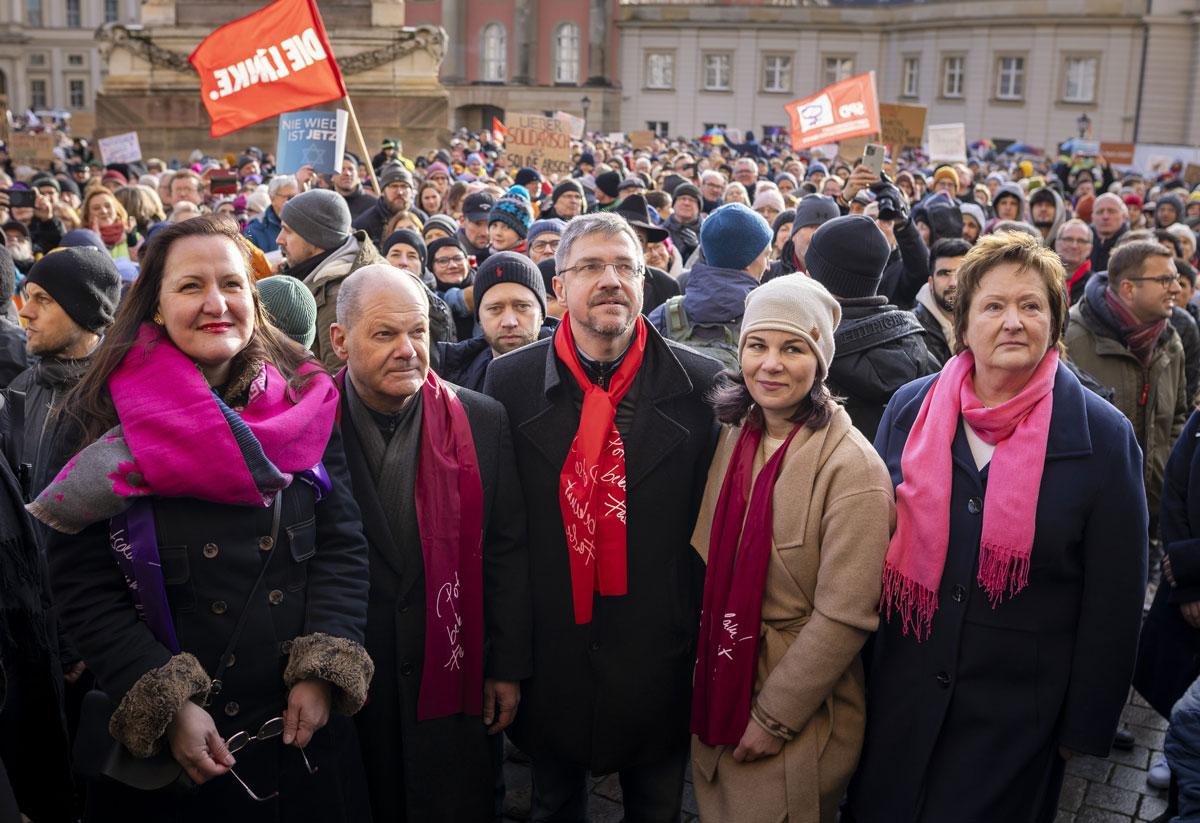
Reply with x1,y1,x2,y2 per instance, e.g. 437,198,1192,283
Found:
784,72,881,152
189,0,346,138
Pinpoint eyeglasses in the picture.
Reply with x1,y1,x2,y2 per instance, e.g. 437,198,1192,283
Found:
558,261,644,281
224,716,318,802
531,239,560,253
1128,274,1181,287
1056,236,1093,246
434,255,467,267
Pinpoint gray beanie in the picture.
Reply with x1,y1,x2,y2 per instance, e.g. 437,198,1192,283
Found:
280,189,352,251
739,275,841,379
258,275,318,349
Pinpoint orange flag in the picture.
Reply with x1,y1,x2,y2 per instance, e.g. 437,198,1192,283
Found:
189,0,346,138
784,72,881,152
492,117,508,145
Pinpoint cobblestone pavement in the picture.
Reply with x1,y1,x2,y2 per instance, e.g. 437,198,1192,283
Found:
500,690,1168,823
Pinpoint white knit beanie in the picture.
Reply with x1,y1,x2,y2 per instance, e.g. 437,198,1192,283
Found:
739,275,841,378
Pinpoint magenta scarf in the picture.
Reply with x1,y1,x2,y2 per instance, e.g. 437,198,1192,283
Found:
880,349,1058,640
691,423,801,747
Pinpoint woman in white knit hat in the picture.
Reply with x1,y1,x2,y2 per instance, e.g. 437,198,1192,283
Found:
688,275,895,823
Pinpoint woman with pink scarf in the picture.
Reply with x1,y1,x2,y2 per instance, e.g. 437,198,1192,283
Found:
34,215,374,822
847,232,1149,823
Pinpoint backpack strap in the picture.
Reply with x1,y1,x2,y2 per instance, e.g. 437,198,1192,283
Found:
665,295,690,338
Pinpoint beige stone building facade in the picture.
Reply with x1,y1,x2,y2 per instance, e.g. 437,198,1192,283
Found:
617,0,1200,150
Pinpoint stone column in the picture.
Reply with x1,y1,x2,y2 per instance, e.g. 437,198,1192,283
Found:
587,0,608,85
1188,12,1200,145
441,0,466,83
513,0,536,85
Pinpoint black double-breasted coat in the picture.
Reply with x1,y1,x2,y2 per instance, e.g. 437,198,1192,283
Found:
483,326,721,774
339,381,532,823
846,365,1149,823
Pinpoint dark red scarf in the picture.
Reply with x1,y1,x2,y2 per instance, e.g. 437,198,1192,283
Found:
691,423,801,746
553,314,647,624
1066,260,1091,296
1103,285,1167,366
338,368,484,719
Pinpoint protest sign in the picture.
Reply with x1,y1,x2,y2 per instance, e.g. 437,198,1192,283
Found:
98,131,143,165
1099,142,1135,166
879,102,926,151
630,130,656,150
554,111,585,140
189,0,345,137
506,113,574,176
927,123,967,163
9,132,56,165
784,72,880,151
275,108,347,174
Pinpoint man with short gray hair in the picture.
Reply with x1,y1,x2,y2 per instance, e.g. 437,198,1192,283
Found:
242,173,297,253
1054,218,1095,304
484,212,722,822
330,263,531,823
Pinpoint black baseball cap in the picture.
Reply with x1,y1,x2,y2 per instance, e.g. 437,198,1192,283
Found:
463,192,497,222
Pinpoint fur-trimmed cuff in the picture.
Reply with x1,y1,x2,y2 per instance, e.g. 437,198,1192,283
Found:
109,653,211,757
283,633,374,716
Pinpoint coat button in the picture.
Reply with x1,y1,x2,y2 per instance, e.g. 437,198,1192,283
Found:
258,535,274,552
224,654,236,668
936,671,952,688
401,662,415,676
398,601,410,614
280,640,293,655
589,641,601,652
211,600,228,615
202,543,219,559
967,497,983,515
224,701,240,717
951,585,966,603
268,589,284,606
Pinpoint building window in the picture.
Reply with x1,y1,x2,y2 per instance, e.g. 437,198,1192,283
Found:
29,79,47,110
702,122,728,132
702,53,731,91
553,23,580,84
996,55,1025,100
27,53,46,67
941,55,964,98
480,23,506,83
104,0,118,21
66,0,81,27
645,52,674,90
69,78,86,109
647,121,669,137
762,55,792,94
902,56,920,98
25,0,41,27
67,53,84,66
1064,56,1097,103
823,56,853,85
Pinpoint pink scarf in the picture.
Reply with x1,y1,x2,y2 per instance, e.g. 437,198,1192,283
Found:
880,349,1058,639
692,423,801,746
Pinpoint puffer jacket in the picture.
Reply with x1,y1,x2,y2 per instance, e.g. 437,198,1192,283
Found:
825,296,940,442
242,205,283,253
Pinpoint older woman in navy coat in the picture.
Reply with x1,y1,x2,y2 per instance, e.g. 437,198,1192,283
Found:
846,232,1148,823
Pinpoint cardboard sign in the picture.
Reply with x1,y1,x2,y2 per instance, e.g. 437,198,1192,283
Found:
8,132,56,165
1100,142,1135,166
784,72,881,151
98,131,143,165
927,123,967,163
553,111,585,140
275,108,347,174
838,134,875,162
505,113,574,176
879,102,926,150
630,130,656,150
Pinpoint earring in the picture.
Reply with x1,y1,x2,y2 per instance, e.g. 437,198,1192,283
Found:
153,313,164,326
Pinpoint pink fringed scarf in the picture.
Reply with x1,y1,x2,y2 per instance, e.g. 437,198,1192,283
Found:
880,348,1058,639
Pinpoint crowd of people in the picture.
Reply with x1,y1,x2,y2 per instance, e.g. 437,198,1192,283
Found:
1,123,1200,823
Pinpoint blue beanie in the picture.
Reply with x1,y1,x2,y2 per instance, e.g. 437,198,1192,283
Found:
488,185,533,238
527,218,566,249
700,203,773,271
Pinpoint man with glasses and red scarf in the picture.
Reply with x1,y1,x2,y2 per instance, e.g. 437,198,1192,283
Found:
484,213,721,821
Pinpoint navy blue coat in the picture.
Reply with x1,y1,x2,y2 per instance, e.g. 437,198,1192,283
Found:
847,362,1148,823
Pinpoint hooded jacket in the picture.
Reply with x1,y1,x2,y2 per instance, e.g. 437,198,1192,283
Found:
1028,186,1067,246
664,214,702,263
912,282,954,366
986,183,1028,232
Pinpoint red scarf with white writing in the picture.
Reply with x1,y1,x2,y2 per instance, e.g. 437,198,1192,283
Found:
691,423,801,746
553,314,647,624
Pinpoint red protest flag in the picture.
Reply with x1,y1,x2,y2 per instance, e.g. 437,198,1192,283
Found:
784,71,881,152
189,0,347,138
492,117,508,144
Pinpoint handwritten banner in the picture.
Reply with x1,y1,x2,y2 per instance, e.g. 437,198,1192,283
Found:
98,131,143,165
505,113,574,176
9,132,56,165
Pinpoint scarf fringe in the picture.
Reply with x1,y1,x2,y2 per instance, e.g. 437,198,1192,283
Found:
880,562,938,641
977,541,1031,607
25,501,83,535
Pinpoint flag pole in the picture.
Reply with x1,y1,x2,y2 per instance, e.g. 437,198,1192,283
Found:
343,94,380,194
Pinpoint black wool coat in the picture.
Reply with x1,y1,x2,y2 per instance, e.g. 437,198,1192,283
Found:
847,364,1148,823
483,325,721,774
340,382,531,823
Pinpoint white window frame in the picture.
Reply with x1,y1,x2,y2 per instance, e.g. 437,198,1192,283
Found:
761,54,792,94
822,56,854,86
941,54,964,98
702,53,732,92
901,56,920,98
480,23,506,83
995,55,1025,101
553,22,580,85
644,51,674,90
646,120,669,137
1063,55,1097,104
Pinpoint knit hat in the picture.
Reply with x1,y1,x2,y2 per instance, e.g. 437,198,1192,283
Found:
932,165,959,192
739,275,841,379
578,152,596,168
618,177,645,194
425,161,452,180
280,189,352,251
422,214,459,239
472,251,547,318
514,167,541,189
772,209,796,236
805,214,891,300
537,258,558,294
59,228,106,251
489,186,533,238
551,178,585,204
25,247,121,333
595,170,622,199
1075,193,1095,224
258,275,318,349
960,203,986,231
661,174,687,196
236,154,258,172
101,169,127,186
701,203,772,271
427,236,467,267
806,162,828,179
378,162,413,189
462,192,497,222
775,172,798,190
752,188,786,213
793,194,840,230
527,218,566,250
674,183,702,207
1158,194,1185,223
382,229,427,270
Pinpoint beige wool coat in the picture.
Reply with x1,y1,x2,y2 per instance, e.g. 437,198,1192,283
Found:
690,406,895,823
